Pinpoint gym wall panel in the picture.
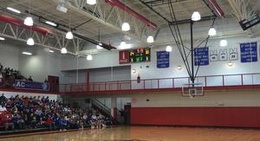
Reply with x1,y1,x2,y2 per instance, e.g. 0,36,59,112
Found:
0,42,19,70
19,50,62,82
131,107,260,127
61,51,120,71
130,89,260,127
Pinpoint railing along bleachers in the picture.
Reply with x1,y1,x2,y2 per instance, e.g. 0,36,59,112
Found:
59,73,260,93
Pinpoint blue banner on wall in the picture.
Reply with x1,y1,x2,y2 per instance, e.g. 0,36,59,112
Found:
240,42,258,63
194,47,209,66
14,80,50,91
157,51,170,68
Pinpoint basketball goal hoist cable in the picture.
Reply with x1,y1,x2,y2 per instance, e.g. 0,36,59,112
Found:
167,0,216,84
140,0,217,85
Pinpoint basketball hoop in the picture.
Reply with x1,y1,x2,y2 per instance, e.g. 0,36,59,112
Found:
182,83,204,97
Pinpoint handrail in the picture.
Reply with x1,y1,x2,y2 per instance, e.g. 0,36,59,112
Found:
59,73,260,93
92,98,111,114
91,98,123,124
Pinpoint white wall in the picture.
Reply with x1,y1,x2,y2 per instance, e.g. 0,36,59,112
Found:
60,65,131,84
61,50,120,71
61,70,87,84
0,42,19,70
89,66,131,82
0,40,63,83
131,90,260,108
19,47,62,82
131,36,260,82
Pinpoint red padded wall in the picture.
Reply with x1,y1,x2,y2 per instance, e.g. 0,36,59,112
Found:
131,107,260,127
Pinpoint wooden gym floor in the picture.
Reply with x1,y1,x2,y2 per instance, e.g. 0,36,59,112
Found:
0,126,260,141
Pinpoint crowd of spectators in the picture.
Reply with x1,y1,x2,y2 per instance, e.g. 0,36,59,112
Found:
0,63,28,87
0,93,112,131
0,62,39,89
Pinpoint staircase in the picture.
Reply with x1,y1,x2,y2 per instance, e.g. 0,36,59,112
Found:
91,98,123,124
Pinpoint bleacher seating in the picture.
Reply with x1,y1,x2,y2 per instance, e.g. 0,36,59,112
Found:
0,94,112,135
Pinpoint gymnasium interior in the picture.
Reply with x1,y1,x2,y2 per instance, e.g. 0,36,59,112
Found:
0,0,260,141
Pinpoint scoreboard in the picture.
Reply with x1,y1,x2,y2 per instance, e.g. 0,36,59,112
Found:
119,48,150,64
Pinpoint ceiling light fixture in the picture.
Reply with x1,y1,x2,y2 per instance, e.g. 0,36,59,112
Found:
25,0,33,26
7,7,21,14
120,41,126,46
147,36,154,43
227,61,233,67
45,21,57,27
66,31,73,39
86,54,93,60
96,45,103,49
87,0,97,5
61,47,67,54
56,3,67,13
26,37,34,46
220,39,227,47
22,52,32,55
121,22,130,31
24,16,33,26
208,27,217,36
49,49,54,53
177,65,182,70
132,69,137,74
118,41,131,50
166,45,172,52
0,37,5,40
191,11,201,21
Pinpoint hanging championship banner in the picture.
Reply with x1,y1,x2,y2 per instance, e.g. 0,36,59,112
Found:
157,51,169,68
229,47,238,60
240,42,257,63
194,47,209,66
210,49,218,62
219,49,228,61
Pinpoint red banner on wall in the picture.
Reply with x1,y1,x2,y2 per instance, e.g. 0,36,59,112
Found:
119,50,129,64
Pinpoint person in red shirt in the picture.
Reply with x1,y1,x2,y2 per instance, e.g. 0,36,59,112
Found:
2,111,14,130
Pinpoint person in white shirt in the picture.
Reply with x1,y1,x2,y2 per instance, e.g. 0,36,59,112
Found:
0,104,7,112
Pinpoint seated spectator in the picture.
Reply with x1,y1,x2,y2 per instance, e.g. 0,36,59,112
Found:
28,76,33,81
45,115,54,130
0,73,3,86
0,63,3,71
12,112,25,129
0,104,7,112
0,93,7,104
2,112,14,130
29,113,37,128
59,116,68,131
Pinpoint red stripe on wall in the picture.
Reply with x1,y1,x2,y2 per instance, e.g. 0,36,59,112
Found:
131,107,260,127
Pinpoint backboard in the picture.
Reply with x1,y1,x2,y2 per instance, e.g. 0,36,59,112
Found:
182,83,204,97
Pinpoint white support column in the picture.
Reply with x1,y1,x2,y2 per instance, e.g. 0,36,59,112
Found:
111,97,117,121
